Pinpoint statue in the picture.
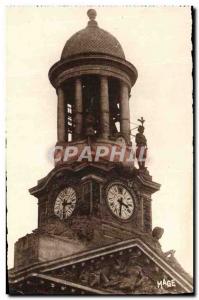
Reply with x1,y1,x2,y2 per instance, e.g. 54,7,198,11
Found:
152,226,164,241
152,227,176,260
135,117,147,169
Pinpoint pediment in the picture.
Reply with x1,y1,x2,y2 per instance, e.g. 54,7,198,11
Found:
9,238,193,295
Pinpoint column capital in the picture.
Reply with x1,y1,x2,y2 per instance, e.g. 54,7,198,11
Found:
75,77,82,83
101,75,108,80
56,85,63,95
120,79,128,87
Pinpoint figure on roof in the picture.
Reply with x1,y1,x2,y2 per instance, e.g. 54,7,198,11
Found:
135,117,147,169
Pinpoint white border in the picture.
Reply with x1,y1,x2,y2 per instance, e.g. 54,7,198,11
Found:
1,0,199,5
1,1,197,299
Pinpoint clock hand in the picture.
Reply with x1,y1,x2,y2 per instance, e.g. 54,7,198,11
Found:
119,202,122,217
118,197,131,214
118,197,128,207
121,201,129,208
118,198,123,217
63,201,72,206
121,201,132,214
62,201,73,218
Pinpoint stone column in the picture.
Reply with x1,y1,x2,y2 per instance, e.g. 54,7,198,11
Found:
100,76,110,139
120,81,130,143
74,78,83,139
57,87,66,142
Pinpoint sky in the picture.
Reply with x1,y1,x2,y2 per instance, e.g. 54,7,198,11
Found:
6,6,193,274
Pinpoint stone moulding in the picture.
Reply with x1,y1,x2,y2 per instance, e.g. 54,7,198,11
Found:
49,54,138,89
9,238,193,294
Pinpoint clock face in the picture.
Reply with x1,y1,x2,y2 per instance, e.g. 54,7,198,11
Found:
107,184,134,220
54,187,77,220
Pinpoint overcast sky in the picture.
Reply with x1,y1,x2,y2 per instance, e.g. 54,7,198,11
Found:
7,6,193,274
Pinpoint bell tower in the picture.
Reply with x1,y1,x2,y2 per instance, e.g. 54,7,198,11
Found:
30,9,158,241
52,10,136,144
9,9,193,295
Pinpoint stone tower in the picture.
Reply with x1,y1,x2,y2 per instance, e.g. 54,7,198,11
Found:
8,10,193,295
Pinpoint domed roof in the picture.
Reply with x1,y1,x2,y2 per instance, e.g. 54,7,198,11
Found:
61,9,125,60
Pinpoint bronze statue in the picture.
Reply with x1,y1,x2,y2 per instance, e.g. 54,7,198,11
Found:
135,117,147,169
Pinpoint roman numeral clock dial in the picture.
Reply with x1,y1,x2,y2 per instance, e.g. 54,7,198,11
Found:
107,184,134,220
54,187,77,220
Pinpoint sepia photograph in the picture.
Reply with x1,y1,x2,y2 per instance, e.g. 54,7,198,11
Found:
6,6,193,295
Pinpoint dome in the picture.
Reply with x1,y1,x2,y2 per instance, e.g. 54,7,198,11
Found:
61,9,125,60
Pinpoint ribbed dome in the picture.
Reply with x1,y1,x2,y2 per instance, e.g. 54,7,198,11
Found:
61,9,125,60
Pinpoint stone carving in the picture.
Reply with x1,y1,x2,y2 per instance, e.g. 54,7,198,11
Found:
152,227,177,261
76,220,94,242
48,246,184,294
151,226,164,253
40,215,95,243
152,226,164,240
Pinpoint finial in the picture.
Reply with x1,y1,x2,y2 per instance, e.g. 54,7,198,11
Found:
87,9,97,20
137,117,145,126
87,9,98,27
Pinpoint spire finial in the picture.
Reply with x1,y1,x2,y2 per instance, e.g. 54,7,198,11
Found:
87,9,98,27
87,9,97,20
